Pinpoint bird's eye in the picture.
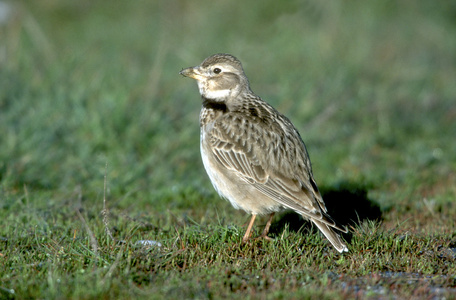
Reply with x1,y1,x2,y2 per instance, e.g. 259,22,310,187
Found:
213,68,221,74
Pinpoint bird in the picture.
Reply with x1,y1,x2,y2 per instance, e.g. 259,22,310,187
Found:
179,53,348,253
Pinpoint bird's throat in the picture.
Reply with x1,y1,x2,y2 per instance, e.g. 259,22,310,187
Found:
200,88,232,100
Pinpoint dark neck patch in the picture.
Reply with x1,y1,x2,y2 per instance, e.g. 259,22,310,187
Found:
202,97,228,112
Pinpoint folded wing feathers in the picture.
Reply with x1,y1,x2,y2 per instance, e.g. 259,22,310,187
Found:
213,145,346,232
211,117,347,234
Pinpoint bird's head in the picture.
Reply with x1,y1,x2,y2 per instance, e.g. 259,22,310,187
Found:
180,53,251,101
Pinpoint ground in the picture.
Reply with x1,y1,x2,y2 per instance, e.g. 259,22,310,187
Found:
1,1,455,299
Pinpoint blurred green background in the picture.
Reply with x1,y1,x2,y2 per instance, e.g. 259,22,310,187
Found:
1,1,456,298
1,0,455,221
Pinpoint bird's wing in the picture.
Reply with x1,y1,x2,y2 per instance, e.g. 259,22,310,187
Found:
209,112,342,229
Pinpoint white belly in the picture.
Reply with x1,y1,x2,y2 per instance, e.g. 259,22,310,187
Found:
200,129,240,208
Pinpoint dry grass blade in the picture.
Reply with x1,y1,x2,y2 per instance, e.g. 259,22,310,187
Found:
101,162,115,241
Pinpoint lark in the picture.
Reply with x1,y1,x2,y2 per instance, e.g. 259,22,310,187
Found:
180,54,348,253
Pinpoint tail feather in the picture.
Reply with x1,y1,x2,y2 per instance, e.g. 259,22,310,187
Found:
312,219,348,253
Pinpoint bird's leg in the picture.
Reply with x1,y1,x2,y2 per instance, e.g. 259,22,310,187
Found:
242,214,257,243
259,212,275,240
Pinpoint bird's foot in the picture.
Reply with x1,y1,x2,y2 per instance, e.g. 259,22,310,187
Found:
255,234,273,241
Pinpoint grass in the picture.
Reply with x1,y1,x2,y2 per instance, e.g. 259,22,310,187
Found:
1,0,456,298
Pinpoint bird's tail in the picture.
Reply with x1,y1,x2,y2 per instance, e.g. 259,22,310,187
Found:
312,219,348,253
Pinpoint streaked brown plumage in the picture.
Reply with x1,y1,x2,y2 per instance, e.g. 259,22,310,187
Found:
180,53,348,253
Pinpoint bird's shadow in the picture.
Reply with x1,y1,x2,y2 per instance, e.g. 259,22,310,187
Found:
269,181,382,242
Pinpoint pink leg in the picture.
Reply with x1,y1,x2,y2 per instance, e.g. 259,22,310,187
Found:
242,214,257,243
260,212,275,240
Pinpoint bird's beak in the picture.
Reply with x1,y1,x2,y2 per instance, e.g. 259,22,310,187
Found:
179,66,205,80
